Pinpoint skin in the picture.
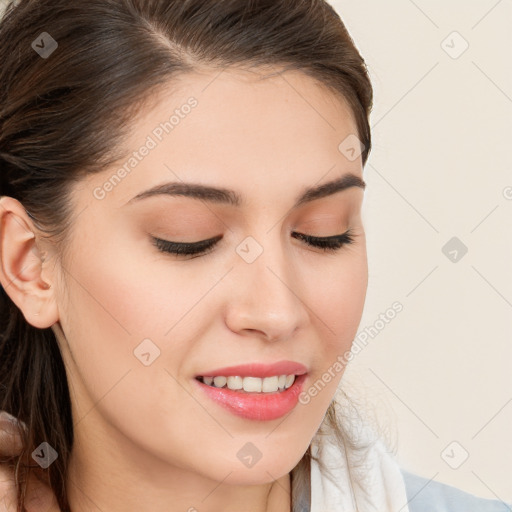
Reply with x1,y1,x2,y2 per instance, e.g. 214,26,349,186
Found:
0,413,59,511
0,67,368,512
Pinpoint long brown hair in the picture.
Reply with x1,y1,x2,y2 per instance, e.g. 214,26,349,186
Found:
0,1,374,510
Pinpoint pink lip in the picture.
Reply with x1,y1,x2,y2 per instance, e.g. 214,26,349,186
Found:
194,373,307,421
196,360,308,378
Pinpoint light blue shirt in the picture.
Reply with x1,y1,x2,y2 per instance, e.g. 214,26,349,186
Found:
401,469,512,512
291,466,512,511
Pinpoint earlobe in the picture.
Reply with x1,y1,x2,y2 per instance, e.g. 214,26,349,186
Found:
0,196,59,329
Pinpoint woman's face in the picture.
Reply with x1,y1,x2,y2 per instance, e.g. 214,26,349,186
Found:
38,68,368,497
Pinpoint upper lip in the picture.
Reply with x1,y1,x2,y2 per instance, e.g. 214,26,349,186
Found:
196,360,308,378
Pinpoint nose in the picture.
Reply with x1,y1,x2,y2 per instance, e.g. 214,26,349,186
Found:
224,238,309,343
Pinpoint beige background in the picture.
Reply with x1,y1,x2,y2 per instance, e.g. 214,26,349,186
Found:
1,0,511,503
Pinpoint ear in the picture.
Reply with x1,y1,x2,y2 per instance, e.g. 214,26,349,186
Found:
0,196,59,329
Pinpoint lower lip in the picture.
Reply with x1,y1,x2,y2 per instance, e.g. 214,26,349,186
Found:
194,374,307,421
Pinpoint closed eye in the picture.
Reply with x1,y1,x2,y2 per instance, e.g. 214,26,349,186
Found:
151,229,356,259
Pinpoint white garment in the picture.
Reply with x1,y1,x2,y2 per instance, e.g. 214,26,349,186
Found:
309,433,410,512
292,402,410,512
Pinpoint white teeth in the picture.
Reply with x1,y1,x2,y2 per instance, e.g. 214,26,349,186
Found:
213,376,227,388
201,374,296,393
243,376,262,392
262,376,279,392
285,374,295,388
227,376,243,390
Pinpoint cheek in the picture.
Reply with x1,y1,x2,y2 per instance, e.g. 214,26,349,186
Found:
311,251,368,352
291,252,367,423
64,220,208,339
57,237,217,461
57,230,201,408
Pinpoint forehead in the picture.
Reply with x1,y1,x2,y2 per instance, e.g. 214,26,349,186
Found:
123,65,360,155
75,67,363,211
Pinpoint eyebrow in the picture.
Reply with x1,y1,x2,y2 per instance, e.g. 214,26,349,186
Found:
125,173,366,209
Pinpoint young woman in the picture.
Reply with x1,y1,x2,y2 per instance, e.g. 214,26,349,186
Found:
0,1,510,511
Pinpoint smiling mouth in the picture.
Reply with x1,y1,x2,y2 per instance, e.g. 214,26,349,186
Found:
195,374,297,393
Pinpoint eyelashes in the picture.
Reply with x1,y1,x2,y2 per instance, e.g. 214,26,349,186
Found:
151,229,356,259
291,230,355,251
152,234,223,258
